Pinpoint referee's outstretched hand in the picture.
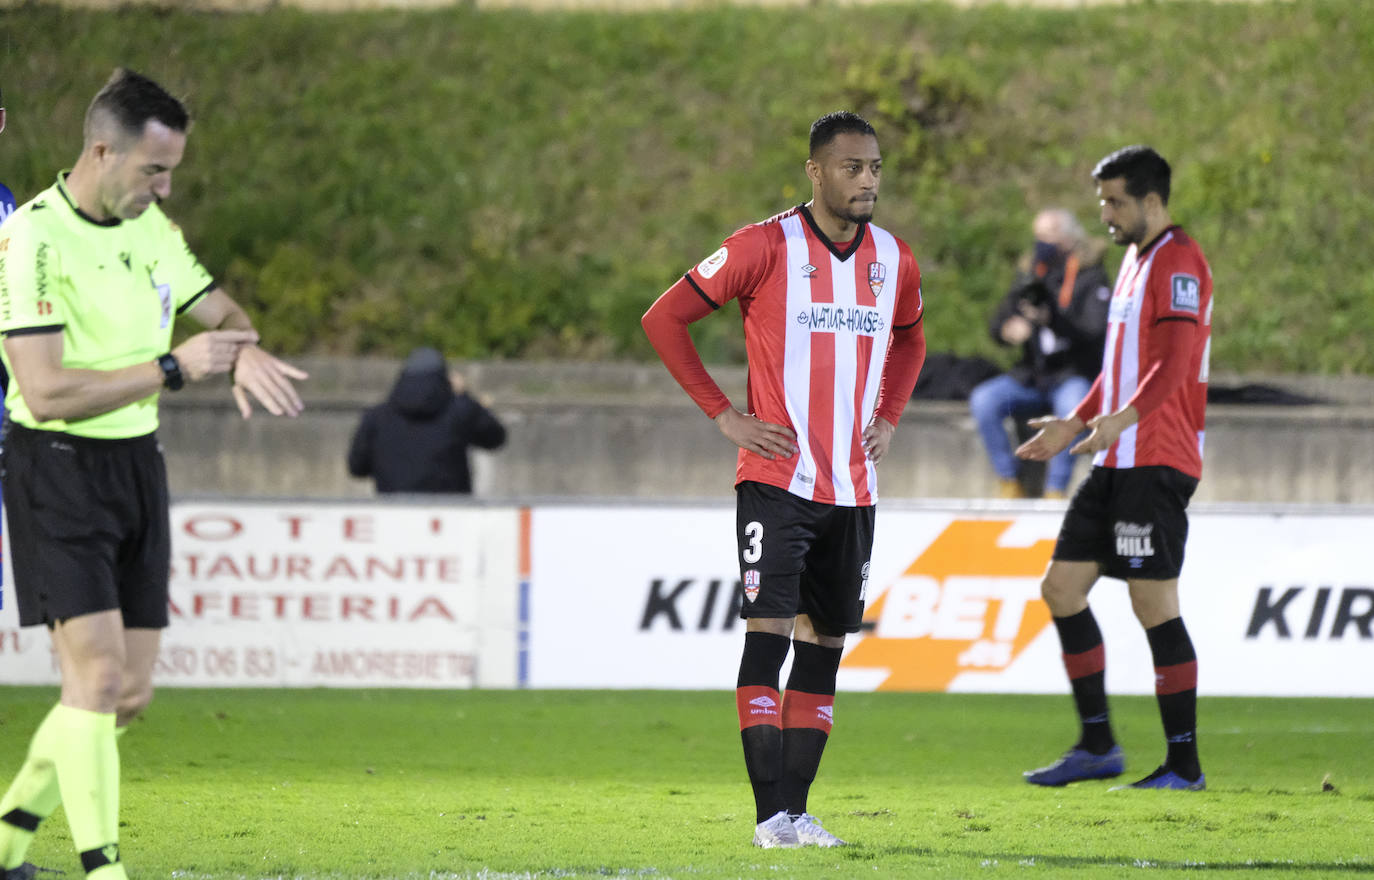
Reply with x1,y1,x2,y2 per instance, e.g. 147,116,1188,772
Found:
715,408,798,461
230,344,309,419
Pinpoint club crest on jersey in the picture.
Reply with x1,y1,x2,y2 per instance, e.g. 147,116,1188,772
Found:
743,569,761,602
1171,273,1200,314
867,262,887,297
697,246,728,280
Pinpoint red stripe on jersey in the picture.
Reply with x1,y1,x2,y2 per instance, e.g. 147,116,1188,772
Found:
849,332,874,504
808,329,837,504
737,686,783,730
1154,660,1198,695
781,690,834,733
1063,644,1106,680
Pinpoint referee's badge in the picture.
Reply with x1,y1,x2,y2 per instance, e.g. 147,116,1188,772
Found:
151,271,173,328
867,262,886,297
743,569,761,603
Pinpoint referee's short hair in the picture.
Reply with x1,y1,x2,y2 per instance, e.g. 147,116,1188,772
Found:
809,111,877,157
1093,145,1171,206
84,68,189,146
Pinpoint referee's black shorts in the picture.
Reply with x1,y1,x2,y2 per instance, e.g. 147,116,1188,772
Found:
735,480,875,637
2,423,171,628
1052,465,1198,581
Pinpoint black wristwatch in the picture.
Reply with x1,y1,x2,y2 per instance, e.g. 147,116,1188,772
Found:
157,353,184,391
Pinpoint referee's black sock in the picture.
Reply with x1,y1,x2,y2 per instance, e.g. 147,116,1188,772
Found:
780,640,842,817
736,631,791,824
1146,617,1202,781
1052,608,1116,755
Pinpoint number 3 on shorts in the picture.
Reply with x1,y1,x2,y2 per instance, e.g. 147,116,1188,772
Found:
742,521,764,564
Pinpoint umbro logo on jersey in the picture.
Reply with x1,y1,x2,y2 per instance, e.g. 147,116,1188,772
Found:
868,261,886,296
749,695,777,709
801,263,818,279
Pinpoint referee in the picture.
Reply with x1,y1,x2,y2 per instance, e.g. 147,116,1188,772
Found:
0,69,306,879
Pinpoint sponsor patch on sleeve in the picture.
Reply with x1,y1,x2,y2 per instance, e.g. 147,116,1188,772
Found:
1170,273,1200,314
697,246,729,280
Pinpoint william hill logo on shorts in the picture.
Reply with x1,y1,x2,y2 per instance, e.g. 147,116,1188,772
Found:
797,304,885,335
1114,521,1155,565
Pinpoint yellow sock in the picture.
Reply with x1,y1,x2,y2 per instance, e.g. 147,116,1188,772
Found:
49,705,127,879
0,704,64,870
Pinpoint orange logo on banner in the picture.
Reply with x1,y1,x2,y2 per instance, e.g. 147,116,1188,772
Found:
841,520,1056,691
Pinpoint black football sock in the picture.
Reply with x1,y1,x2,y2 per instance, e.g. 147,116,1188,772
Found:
736,631,791,823
1052,608,1116,754
780,640,842,817
1146,617,1201,780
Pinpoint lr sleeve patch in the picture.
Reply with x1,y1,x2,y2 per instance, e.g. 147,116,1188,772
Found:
1170,273,1201,314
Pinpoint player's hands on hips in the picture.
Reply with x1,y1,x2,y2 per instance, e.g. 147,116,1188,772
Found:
229,345,309,419
862,416,896,464
715,408,798,460
1069,407,1138,456
173,330,260,383
1015,415,1085,461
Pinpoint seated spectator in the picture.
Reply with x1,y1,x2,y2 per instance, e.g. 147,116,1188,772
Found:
348,347,506,494
969,209,1111,498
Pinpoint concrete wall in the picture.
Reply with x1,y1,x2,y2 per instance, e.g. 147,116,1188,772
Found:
157,357,1374,504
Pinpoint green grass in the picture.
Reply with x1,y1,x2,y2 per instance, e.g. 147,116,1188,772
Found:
1,687,1370,877
1,2,1373,372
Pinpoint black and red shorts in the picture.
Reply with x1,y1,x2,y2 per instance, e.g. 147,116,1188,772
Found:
734,480,875,636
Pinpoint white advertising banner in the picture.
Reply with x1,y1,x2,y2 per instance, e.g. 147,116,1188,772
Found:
1,502,520,689
529,503,1374,696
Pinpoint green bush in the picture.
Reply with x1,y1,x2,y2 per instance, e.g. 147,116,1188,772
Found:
1,1,1370,373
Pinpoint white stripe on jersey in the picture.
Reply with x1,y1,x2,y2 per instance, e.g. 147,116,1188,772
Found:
781,213,818,497
1094,232,1170,470
860,225,900,502
829,245,860,505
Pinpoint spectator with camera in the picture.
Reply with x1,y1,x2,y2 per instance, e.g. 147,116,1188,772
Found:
969,208,1112,498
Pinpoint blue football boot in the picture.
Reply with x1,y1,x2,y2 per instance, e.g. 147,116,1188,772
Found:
1024,745,1125,786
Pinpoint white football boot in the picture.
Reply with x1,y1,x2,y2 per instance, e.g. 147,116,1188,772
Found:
752,810,801,848
792,812,847,847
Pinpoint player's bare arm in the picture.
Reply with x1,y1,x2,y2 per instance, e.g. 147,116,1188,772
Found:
1015,414,1086,462
715,407,798,461
187,288,309,418
1070,406,1139,455
2,330,242,423
861,415,896,464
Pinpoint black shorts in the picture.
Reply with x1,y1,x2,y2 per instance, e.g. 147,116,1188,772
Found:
2,424,171,628
1052,465,1198,581
735,480,875,636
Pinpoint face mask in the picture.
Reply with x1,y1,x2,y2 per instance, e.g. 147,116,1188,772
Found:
1032,239,1065,276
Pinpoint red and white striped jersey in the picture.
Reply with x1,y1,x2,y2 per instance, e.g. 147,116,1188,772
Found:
682,205,924,506
1089,226,1212,478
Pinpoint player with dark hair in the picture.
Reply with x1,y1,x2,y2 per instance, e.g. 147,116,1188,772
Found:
0,68,307,879
643,110,926,846
1016,144,1213,791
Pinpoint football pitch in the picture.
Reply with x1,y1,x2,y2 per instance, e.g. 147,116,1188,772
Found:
0,687,1369,879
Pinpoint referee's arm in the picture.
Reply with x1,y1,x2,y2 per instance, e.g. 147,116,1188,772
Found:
3,331,170,423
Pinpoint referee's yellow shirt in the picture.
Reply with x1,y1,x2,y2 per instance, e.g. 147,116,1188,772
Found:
0,174,215,439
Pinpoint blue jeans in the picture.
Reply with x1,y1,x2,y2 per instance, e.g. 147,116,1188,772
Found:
968,373,1092,492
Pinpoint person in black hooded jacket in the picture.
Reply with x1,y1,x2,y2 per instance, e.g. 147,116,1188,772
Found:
347,347,506,493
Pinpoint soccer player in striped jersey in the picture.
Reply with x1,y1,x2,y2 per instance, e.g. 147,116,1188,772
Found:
1016,145,1212,791
642,111,926,846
